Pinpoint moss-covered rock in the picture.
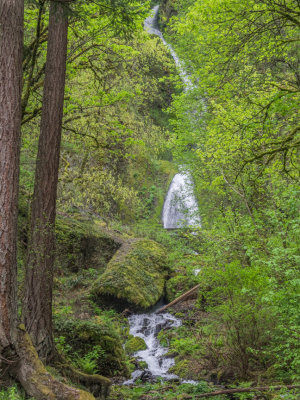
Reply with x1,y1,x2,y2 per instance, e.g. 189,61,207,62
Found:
17,197,122,276
55,217,121,274
54,316,129,377
125,336,147,355
91,238,169,309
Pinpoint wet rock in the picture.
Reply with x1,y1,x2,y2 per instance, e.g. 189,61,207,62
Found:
140,370,157,383
122,308,132,317
168,377,180,383
155,320,170,334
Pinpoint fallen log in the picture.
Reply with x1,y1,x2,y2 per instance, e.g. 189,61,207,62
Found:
183,384,300,398
156,284,200,314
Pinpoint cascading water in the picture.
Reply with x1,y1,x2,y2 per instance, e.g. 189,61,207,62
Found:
124,311,181,384
145,6,201,230
162,171,201,229
144,6,194,91
125,5,201,385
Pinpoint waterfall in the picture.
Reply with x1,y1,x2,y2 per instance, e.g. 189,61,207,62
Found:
125,5,201,385
145,6,201,230
144,6,194,91
162,171,201,229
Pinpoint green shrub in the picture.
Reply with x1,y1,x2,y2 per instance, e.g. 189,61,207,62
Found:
0,386,33,400
54,315,129,377
76,345,106,374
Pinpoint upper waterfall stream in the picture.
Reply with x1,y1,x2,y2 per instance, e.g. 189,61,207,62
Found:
125,5,200,385
144,5,194,90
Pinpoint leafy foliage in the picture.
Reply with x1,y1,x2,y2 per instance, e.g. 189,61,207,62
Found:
54,315,129,377
158,0,300,384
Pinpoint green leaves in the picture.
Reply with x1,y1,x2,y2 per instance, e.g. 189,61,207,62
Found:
160,0,300,382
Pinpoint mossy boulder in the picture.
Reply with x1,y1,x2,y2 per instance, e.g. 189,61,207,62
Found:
91,238,169,309
125,336,147,355
17,197,122,275
54,316,129,377
55,217,121,274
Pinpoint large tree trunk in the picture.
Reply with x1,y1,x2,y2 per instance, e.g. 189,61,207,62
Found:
0,0,24,357
0,2,106,398
23,0,69,360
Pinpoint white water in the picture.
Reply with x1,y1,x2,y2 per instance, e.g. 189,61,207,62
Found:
125,6,201,385
145,6,201,230
144,5,194,91
162,171,201,229
124,312,181,384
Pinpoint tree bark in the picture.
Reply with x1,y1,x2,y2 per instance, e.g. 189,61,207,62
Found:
23,0,69,360
0,0,24,355
16,324,97,400
0,2,104,398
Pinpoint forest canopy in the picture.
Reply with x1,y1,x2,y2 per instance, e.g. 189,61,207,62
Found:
0,0,299,399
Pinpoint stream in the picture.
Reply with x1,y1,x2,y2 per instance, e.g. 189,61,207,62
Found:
144,5,194,90
124,309,181,384
125,5,200,385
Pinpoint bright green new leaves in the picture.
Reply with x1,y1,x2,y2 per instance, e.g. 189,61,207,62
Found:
169,0,299,179
162,0,300,382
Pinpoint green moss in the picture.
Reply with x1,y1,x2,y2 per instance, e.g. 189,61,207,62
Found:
54,316,129,377
55,217,120,274
125,336,147,355
166,274,198,302
17,196,121,276
91,238,169,309
138,361,148,370
169,359,190,378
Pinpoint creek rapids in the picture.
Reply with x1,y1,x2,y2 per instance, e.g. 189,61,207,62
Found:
124,5,201,385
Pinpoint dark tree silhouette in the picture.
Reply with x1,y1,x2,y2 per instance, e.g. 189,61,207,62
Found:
23,0,69,361
0,0,24,367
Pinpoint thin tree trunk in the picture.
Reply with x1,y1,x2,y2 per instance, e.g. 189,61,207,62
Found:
156,285,200,314
23,0,69,360
0,0,24,354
